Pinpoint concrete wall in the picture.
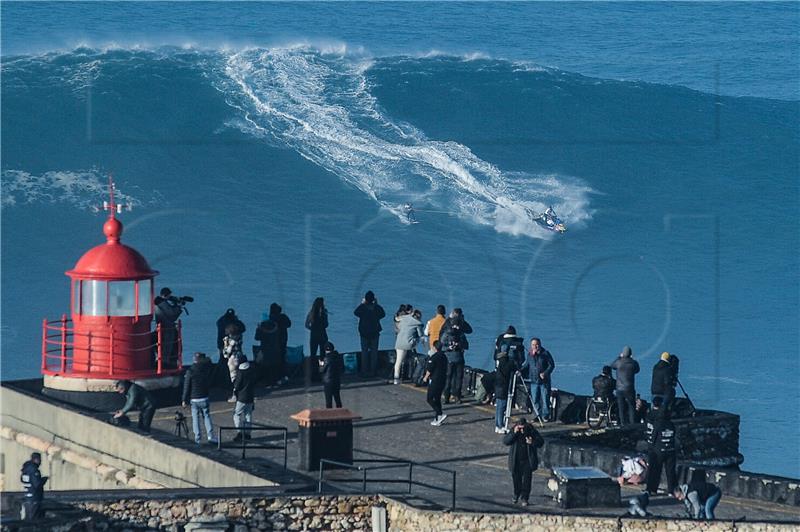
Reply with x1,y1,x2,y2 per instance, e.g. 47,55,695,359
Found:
0,384,273,491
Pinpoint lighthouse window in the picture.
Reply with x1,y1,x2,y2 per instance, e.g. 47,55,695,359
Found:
137,279,152,316
109,281,136,316
81,280,107,316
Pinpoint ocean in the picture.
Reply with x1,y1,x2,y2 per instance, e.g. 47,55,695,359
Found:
1,2,798,478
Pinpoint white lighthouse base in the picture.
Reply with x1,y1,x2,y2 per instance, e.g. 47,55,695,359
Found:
41,374,182,412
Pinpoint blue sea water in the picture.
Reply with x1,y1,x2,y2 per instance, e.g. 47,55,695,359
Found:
1,2,798,478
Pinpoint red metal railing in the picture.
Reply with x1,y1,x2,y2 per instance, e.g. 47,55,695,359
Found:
41,316,183,379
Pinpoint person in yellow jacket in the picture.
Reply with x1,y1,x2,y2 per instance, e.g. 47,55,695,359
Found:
424,305,447,354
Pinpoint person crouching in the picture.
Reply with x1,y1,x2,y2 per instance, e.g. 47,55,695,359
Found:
503,418,544,506
320,342,344,408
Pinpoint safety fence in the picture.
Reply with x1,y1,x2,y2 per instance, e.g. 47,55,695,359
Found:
217,423,289,467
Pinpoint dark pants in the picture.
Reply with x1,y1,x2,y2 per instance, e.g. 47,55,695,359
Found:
616,389,636,425
21,499,42,521
138,405,156,433
512,466,533,501
652,389,676,411
360,335,380,376
444,360,465,400
324,382,342,408
427,384,444,416
646,450,677,494
308,334,326,383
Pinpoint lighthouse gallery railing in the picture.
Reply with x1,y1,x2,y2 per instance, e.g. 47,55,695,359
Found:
41,315,183,378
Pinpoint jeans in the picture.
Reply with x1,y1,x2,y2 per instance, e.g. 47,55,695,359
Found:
704,488,721,519
190,398,216,443
324,382,342,408
360,335,380,376
495,398,508,429
138,405,155,433
444,361,465,400
427,384,444,417
393,349,408,380
616,389,636,425
531,382,550,419
234,401,254,433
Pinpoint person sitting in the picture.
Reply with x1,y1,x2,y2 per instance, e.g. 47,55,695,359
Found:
591,365,616,403
616,455,648,487
674,469,722,520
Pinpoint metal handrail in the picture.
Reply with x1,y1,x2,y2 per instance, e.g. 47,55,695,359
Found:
216,423,288,467
318,458,457,510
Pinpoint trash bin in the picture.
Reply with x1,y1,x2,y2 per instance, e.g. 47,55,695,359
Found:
548,466,620,509
291,408,362,471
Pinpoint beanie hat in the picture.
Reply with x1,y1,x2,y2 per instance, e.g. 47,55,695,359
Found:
622,346,632,358
660,352,671,362
364,290,375,303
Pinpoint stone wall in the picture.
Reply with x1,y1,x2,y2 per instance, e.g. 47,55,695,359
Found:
386,497,797,532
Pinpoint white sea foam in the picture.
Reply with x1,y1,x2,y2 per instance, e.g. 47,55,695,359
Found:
217,45,593,237
1,170,147,210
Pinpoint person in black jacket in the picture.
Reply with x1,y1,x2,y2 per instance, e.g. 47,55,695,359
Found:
305,297,329,382
232,356,256,441
440,309,473,404
591,366,616,403
269,303,292,384
503,418,545,506
320,342,344,408
423,341,448,426
181,352,218,445
353,291,386,377
494,345,515,433
19,452,47,521
610,345,640,425
644,397,678,495
495,326,526,369
216,308,246,356
651,352,678,410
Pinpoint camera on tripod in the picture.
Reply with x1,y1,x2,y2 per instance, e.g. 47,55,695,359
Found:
154,289,194,315
174,410,186,422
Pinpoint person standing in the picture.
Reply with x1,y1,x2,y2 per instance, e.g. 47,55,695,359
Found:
440,308,473,404
154,287,183,367
610,346,640,425
644,396,678,495
424,305,447,354
494,345,515,433
423,340,448,426
19,452,47,521
353,291,386,377
223,323,244,401
181,352,218,445
496,326,526,369
216,308,246,357
114,380,156,433
503,418,544,506
232,356,256,442
320,342,344,408
393,309,424,385
521,338,555,421
651,352,677,410
269,303,292,385
674,469,722,520
305,297,329,383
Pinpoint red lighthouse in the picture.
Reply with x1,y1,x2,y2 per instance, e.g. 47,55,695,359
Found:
41,180,182,408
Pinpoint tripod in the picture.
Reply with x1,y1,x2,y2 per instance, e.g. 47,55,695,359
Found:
504,370,544,429
174,411,190,439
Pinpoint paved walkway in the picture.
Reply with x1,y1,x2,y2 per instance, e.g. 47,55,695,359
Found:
146,376,799,522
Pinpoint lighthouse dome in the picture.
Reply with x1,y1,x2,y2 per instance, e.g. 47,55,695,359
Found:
66,216,157,280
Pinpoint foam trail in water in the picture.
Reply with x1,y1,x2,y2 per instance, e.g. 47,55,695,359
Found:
218,46,593,237
1,170,147,209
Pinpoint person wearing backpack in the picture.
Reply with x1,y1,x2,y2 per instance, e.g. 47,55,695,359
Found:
496,326,526,369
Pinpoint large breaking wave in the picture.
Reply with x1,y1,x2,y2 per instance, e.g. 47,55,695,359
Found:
2,44,594,236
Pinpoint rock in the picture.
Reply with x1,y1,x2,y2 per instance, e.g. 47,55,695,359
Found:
337,502,352,514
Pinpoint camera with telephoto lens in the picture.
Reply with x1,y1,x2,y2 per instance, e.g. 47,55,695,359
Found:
174,411,186,422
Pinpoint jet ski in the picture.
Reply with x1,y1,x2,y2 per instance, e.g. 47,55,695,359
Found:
533,206,567,233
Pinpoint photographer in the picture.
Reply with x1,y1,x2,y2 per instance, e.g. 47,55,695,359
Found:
440,308,472,404
496,325,526,369
494,345,514,433
651,351,679,411
610,345,640,425
154,287,190,367
353,291,386,377
503,418,544,506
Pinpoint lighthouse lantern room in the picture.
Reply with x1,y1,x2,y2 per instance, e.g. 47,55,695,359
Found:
41,179,182,407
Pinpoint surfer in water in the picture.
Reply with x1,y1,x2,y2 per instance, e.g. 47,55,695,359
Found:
403,203,417,224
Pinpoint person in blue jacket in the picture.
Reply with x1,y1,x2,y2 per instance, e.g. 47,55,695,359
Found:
520,338,555,421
